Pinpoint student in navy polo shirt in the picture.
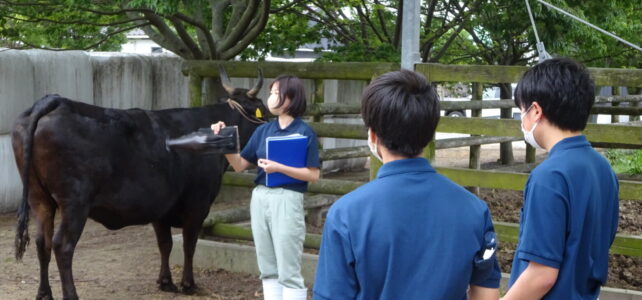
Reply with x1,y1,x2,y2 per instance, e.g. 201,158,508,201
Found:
313,70,501,300
212,75,320,300
503,58,619,300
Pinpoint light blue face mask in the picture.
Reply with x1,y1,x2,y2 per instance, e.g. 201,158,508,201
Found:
367,129,383,162
521,105,544,150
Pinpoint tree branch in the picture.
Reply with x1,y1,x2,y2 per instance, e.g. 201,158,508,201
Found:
358,0,385,43
221,0,270,59
0,9,143,27
128,10,193,58
14,22,150,51
373,0,392,44
209,0,226,41
224,0,246,37
168,15,203,59
392,0,402,49
174,9,217,59
218,0,259,52
308,1,358,43
270,0,306,13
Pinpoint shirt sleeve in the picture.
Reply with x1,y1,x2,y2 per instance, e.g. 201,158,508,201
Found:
306,130,321,168
240,126,261,164
470,208,502,288
516,172,569,269
313,206,358,300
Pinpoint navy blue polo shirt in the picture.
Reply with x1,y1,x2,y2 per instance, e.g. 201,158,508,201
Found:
240,118,320,193
509,135,619,299
314,157,501,300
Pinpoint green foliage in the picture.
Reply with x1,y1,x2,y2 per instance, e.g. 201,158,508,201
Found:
317,43,400,63
606,149,642,175
1,0,640,69
239,5,323,61
0,1,134,50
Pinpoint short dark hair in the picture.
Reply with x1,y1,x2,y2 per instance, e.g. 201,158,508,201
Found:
361,69,440,157
515,58,595,131
269,75,307,118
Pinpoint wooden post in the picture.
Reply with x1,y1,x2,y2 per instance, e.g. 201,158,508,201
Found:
189,73,203,108
424,140,436,162
313,79,325,170
525,144,536,163
369,154,383,181
313,79,325,123
632,100,640,122
499,83,515,165
632,88,641,122
611,86,620,124
468,83,482,195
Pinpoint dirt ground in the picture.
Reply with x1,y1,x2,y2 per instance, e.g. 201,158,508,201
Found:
0,212,267,300
1,144,640,299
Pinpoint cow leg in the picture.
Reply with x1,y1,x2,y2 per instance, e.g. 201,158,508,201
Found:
52,205,88,300
32,193,56,300
152,222,178,292
179,221,201,294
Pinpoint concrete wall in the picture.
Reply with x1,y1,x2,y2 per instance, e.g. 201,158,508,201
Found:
0,50,190,213
321,79,368,172
0,50,35,135
0,49,366,213
0,135,21,212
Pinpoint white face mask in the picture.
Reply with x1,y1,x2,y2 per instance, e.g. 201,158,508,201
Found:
521,105,544,150
367,129,383,162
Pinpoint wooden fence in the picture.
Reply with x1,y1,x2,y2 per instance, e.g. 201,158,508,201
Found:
183,61,642,258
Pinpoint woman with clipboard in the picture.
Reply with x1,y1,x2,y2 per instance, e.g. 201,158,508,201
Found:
211,75,320,300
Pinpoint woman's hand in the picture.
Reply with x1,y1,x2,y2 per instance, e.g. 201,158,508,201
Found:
211,121,226,134
257,159,283,174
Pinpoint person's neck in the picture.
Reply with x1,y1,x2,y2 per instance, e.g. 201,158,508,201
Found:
380,146,419,164
277,114,295,129
537,121,581,151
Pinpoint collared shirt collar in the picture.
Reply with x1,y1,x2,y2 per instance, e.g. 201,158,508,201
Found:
376,157,435,179
549,135,590,157
276,117,302,132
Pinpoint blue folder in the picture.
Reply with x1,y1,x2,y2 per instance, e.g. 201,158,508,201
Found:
265,135,309,187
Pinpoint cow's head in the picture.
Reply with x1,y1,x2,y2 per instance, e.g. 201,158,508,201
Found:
219,67,269,147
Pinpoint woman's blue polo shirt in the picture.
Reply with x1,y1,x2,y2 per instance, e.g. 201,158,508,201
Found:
509,135,619,299
240,118,320,193
314,157,501,300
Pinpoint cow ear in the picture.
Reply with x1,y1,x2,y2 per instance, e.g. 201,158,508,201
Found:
255,108,263,119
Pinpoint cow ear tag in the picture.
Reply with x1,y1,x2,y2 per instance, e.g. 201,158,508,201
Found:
255,108,263,118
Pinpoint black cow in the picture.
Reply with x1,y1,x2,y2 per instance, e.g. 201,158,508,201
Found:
12,70,267,300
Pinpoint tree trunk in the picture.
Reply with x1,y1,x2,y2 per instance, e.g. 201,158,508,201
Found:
499,83,514,165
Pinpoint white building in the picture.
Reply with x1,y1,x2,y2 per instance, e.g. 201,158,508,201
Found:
121,29,173,55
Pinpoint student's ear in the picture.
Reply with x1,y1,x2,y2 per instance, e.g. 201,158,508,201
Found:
368,128,378,144
531,101,543,122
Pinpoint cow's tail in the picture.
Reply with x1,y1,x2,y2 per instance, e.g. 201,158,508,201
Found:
15,95,62,261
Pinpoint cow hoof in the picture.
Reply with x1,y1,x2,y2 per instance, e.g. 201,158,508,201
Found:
159,282,179,293
181,282,198,295
157,277,178,293
36,290,53,300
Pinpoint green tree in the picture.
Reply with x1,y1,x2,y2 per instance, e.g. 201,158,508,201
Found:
277,0,484,63
0,0,271,60
465,0,642,68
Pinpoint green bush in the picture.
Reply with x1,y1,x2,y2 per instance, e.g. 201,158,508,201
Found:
605,149,642,175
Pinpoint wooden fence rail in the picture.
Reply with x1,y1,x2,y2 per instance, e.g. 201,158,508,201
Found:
184,61,642,87
184,60,642,259
307,119,642,148
307,100,642,118
219,171,642,257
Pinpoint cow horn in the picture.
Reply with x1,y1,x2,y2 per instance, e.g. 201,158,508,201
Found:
246,68,263,98
219,66,235,95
